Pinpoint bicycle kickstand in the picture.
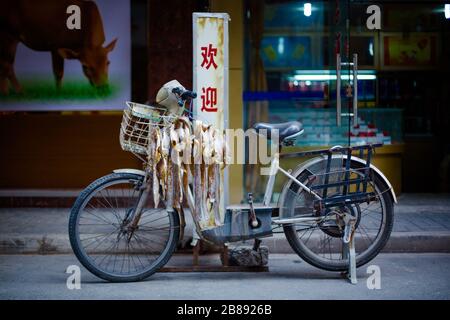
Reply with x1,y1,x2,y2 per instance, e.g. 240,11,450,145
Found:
253,238,262,252
342,216,357,284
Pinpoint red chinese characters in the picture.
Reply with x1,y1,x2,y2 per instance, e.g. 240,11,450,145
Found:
201,87,217,112
200,44,218,70
199,43,219,112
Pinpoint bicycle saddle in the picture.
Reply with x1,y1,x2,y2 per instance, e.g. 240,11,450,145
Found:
253,121,303,141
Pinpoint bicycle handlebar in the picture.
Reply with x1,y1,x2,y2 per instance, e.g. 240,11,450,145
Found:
172,87,197,100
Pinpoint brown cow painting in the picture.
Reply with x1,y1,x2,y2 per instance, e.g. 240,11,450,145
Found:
0,0,117,95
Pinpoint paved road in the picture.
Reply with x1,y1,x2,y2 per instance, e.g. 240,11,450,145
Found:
1,253,449,300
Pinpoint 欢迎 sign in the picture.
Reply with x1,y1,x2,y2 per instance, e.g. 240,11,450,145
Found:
193,12,229,131
192,12,230,227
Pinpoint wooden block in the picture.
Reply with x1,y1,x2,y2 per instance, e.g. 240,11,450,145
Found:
222,245,229,267
193,241,200,266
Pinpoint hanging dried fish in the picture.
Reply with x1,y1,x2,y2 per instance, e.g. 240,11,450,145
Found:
144,116,228,229
193,120,203,163
223,130,232,167
213,129,224,165
148,126,161,208
174,120,188,201
201,126,214,165
200,126,212,225
166,155,174,208
181,121,192,195
157,127,170,200
193,120,207,226
169,123,184,209
182,121,193,166
205,128,215,212
211,129,224,225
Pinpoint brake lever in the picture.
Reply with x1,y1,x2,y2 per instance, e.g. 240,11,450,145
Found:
171,88,184,106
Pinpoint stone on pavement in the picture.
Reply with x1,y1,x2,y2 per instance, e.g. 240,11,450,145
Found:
224,246,269,266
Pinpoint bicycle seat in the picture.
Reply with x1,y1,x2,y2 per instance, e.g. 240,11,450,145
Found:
253,121,303,141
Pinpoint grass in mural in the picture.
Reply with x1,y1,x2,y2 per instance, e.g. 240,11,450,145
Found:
0,79,119,101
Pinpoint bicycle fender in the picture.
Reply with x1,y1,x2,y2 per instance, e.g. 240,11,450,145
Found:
113,168,146,176
348,155,397,203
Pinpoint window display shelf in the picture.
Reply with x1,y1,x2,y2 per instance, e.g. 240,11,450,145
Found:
266,102,402,146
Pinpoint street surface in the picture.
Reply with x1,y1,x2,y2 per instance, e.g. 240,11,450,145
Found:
1,253,449,299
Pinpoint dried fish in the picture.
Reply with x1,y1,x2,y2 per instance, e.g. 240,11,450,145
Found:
144,117,227,228
213,129,224,165
182,123,193,165
223,130,232,167
161,127,170,156
169,124,179,151
202,127,214,165
166,157,174,208
153,127,162,208
159,127,170,199
169,124,181,209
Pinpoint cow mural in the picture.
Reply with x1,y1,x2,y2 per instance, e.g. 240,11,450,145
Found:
0,0,117,95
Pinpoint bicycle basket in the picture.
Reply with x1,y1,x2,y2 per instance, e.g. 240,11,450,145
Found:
119,101,176,155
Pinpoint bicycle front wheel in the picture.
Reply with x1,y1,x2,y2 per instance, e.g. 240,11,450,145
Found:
69,172,179,282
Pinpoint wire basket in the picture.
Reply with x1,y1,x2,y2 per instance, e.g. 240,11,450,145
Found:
119,101,176,156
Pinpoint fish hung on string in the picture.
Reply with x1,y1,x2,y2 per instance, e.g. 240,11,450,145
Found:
145,116,229,230
193,120,230,230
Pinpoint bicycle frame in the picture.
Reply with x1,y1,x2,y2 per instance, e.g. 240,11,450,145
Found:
261,151,330,226
262,151,322,207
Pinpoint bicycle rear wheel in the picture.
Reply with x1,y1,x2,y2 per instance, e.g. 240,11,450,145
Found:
280,158,394,272
69,172,179,282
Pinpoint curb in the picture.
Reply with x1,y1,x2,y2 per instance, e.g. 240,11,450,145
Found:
1,232,449,255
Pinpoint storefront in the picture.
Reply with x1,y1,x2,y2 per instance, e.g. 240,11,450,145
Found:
242,0,450,199
1,0,449,201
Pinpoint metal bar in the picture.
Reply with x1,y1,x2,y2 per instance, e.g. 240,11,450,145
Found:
343,148,352,195
336,54,342,127
128,174,151,228
322,152,333,198
356,149,364,193
280,143,383,159
308,166,370,180
348,235,357,284
272,215,336,225
353,54,358,126
316,192,377,208
278,166,322,201
263,153,279,206
363,147,372,193
322,191,375,202
358,148,364,158
310,178,367,191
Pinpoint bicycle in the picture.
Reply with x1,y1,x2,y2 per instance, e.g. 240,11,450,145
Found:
69,85,395,282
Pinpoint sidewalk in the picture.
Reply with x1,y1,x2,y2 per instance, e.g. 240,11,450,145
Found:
0,193,449,254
